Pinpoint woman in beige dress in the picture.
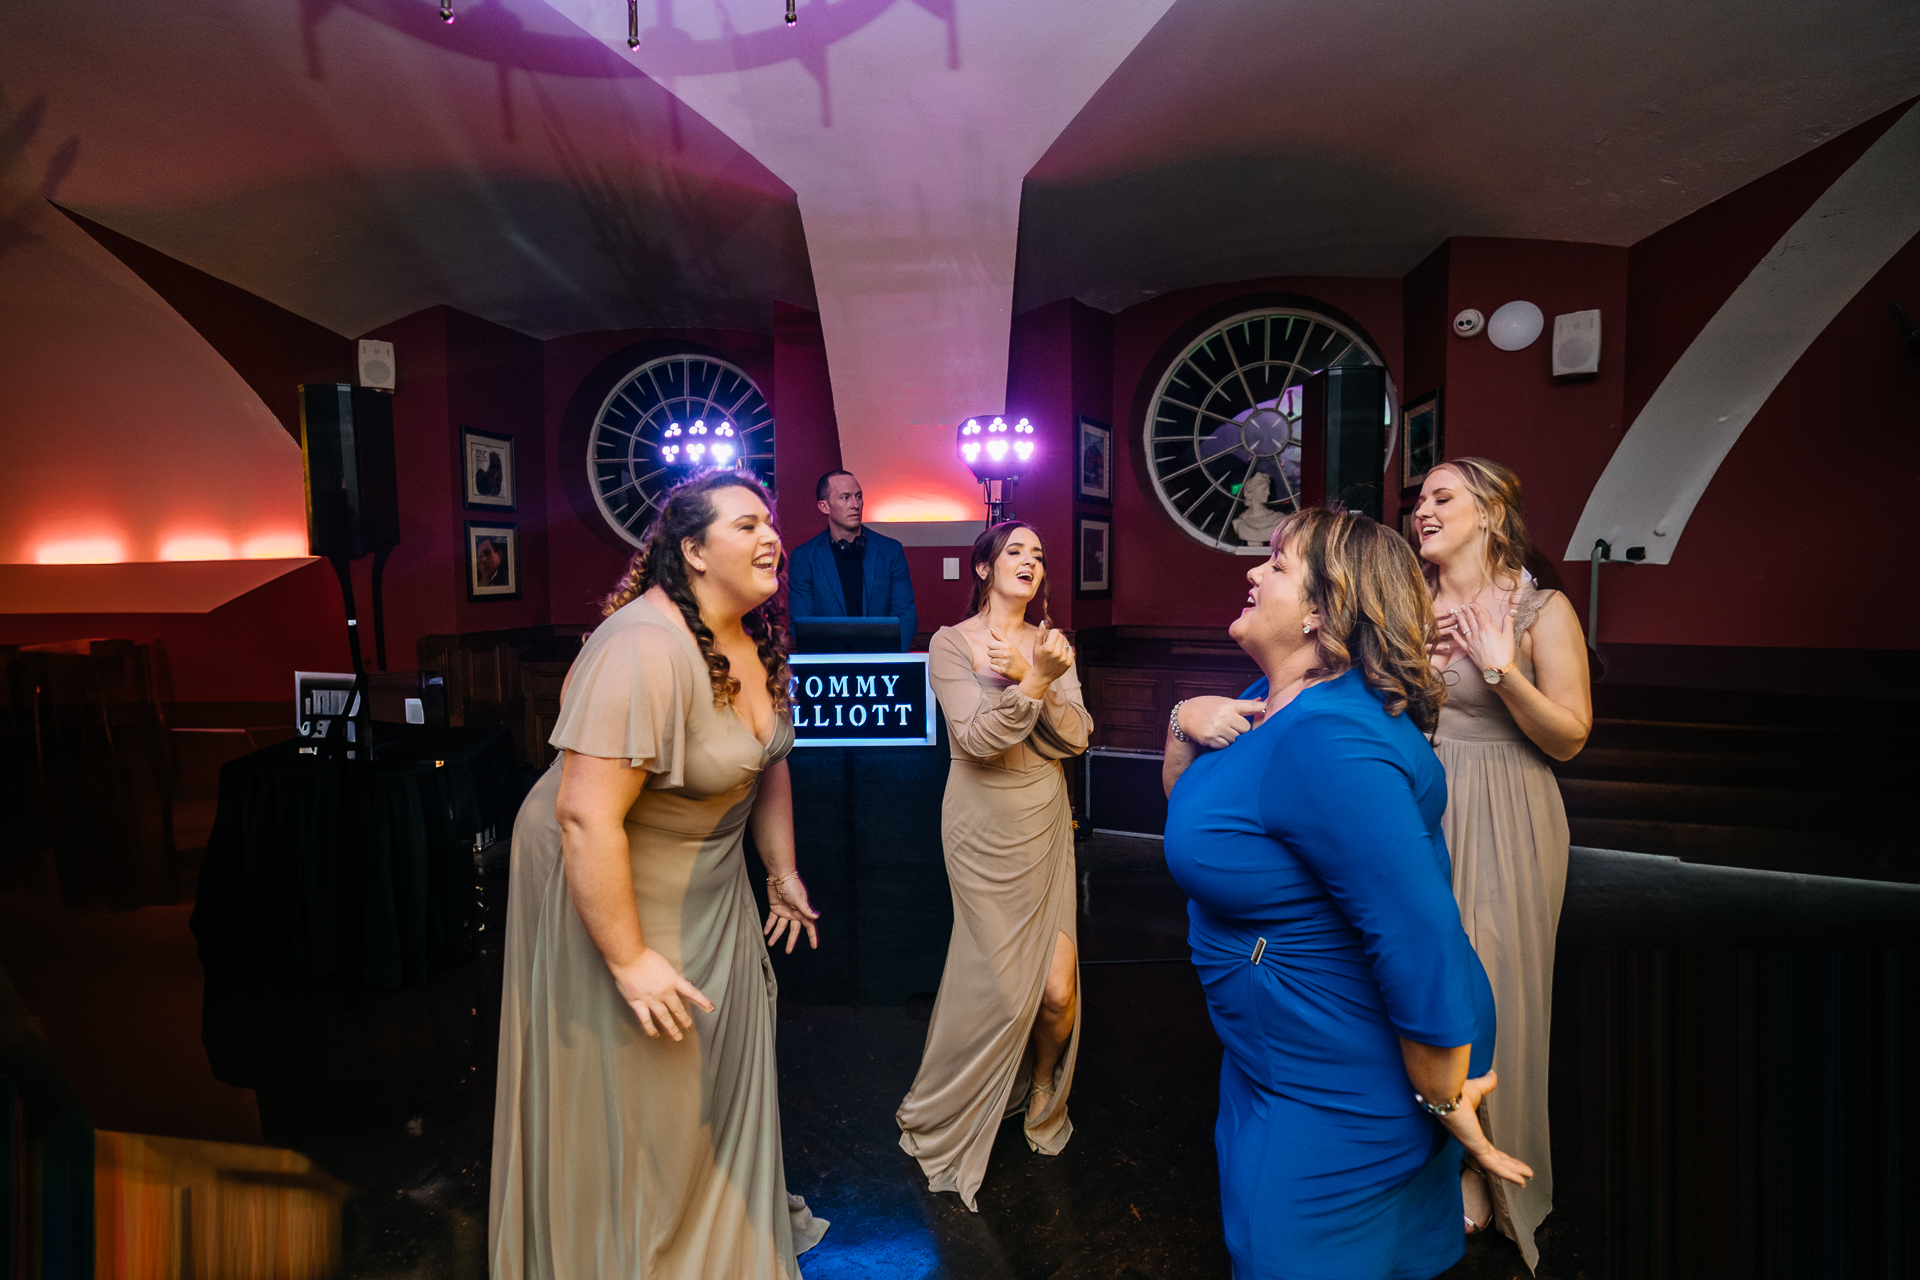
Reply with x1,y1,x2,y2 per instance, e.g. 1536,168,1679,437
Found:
1414,457,1591,1269
490,472,828,1279
896,521,1092,1211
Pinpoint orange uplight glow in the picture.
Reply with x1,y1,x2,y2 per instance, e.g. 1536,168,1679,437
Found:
35,538,127,564
160,535,235,561
241,532,310,559
868,500,976,522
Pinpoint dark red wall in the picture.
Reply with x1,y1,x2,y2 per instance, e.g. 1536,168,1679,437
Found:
1428,237,1631,621
1001,299,1121,634
773,303,844,551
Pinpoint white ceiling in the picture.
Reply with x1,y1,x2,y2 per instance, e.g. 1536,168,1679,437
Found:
0,0,816,338
1016,0,1920,312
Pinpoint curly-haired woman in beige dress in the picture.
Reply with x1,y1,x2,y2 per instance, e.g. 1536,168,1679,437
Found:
1414,457,1591,1269
490,472,828,1279
897,521,1092,1211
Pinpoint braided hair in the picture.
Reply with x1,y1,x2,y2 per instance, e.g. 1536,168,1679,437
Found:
602,471,792,711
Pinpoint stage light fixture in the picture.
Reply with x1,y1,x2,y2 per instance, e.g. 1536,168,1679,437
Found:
658,420,745,473
955,415,1035,523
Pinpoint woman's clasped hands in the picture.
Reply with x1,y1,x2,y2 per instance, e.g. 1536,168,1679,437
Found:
988,622,1074,695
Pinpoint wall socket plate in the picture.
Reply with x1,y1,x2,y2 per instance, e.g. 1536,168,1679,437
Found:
942,557,960,580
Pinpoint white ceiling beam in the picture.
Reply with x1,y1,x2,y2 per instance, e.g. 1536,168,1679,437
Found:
550,0,1177,519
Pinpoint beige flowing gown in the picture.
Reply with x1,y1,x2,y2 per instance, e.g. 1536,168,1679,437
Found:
896,624,1092,1211
489,598,826,1279
1434,583,1568,1272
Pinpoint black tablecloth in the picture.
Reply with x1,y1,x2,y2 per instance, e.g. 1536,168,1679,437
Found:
191,724,526,989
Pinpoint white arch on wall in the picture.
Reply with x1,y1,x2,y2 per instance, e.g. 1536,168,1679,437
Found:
1566,101,1920,565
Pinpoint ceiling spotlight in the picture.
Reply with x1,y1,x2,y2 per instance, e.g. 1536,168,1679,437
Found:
786,0,798,25
628,0,639,48
440,0,454,22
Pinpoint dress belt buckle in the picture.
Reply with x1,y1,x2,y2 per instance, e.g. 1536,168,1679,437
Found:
1250,937,1267,966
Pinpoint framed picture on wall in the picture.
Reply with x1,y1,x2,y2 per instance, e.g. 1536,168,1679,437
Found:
467,521,520,600
1076,416,1112,503
463,428,516,510
1401,390,1443,489
1076,515,1112,597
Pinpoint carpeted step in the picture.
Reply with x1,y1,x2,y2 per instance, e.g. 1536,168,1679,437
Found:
1555,746,1905,790
1565,816,1915,883
1557,777,1896,834
1583,717,1903,759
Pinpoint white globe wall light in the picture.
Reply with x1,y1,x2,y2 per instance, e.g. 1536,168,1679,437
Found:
1487,301,1545,352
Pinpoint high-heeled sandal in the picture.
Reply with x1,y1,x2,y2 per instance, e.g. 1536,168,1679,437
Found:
1461,1166,1489,1234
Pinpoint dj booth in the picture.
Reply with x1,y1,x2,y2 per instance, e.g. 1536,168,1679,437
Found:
761,618,955,1005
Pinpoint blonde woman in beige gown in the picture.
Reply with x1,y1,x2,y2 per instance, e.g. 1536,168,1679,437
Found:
490,474,828,1279
897,522,1091,1211
1414,458,1592,1270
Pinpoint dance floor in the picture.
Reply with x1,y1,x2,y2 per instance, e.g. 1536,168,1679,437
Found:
1,836,1577,1278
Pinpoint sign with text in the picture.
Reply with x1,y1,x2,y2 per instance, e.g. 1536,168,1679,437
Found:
788,653,936,747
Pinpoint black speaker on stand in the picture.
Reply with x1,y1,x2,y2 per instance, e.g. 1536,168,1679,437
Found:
1300,365,1390,522
300,384,401,760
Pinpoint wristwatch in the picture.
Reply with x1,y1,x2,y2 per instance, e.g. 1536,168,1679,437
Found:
1482,660,1518,686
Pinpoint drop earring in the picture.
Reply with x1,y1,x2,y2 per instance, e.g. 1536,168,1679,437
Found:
1302,621,1312,635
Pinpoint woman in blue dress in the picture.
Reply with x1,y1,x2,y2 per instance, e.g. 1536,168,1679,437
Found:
1162,508,1532,1280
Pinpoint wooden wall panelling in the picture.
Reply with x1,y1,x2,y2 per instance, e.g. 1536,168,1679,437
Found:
418,628,584,769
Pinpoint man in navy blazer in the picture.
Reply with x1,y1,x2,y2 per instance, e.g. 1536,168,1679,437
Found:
787,470,918,651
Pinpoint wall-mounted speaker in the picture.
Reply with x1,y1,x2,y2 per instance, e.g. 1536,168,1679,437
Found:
357,339,396,390
1300,365,1390,522
299,384,400,559
1552,310,1601,376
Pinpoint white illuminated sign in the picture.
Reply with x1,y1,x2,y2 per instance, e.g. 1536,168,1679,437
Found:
787,652,936,747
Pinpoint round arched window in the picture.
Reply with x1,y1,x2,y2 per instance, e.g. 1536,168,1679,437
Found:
586,355,775,547
1144,309,1390,554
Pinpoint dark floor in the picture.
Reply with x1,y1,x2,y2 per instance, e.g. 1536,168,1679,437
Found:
1,834,1582,1280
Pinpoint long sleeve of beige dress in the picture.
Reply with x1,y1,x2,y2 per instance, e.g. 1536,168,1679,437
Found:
1434,584,1569,1273
896,625,1092,1211
488,599,826,1279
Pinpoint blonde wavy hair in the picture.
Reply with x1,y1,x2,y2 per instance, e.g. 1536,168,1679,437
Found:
1271,507,1447,734
1420,456,1537,594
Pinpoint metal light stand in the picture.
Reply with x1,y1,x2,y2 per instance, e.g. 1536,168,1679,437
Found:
981,477,1018,525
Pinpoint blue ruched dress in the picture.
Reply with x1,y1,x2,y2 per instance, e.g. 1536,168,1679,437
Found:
1164,670,1495,1280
